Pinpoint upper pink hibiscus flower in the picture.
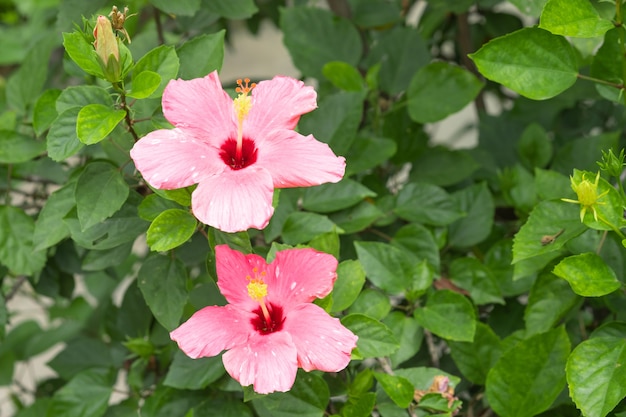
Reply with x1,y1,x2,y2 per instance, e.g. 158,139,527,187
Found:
129,71,345,233
170,244,358,394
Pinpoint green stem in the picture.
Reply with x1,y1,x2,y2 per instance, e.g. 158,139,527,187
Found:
576,73,624,89
597,212,626,240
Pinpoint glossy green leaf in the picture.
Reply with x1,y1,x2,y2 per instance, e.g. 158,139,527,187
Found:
280,7,361,79
553,252,622,297
128,71,161,99
47,107,84,162
137,255,188,331
47,337,113,380
133,45,180,98
470,27,578,99
413,290,476,342
344,136,397,176
391,223,440,272
329,201,383,234
82,242,133,271
281,212,339,245
342,314,399,358
383,312,424,366
509,0,547,16
449,322,502,385
138,194,182,222
302,179,376,213
395,182,465,226
76,104,125,144
590,28,622,103
252,372,329,417
524,272,581,336
347,288,391,320
48,368,114,417
354,241,419,294
408,62,483,123
0,206,46,275
62,31,104,78
567,337,626,417
56,85,112,114
449,258,504,305
539,0,613,38
512,200,587,264
33,89,61,136
486,327,570,417
409,147,479,187
33,182,75,251
146,209,197,252
177,30,225,79
331,260,366,312
0,131,46,163
163,350,225,390
75,161,130,230
322,61,364,91
373,372,414,408
448,182,495,248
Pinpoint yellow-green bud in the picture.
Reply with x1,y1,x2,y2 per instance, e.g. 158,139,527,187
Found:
93,15,121,82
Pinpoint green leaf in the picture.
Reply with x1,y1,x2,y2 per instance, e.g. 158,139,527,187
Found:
449,322,502,385
567,337,626,417
128,71,161,99
517,123,552,170
344,136,397,176
133,45,180,98
46,107,84,162
329,201,383,234
409,147,480,187
539,0,613,38
348,0,402,28
33,182,75,250
524,272,581,336
150,0,201,16
348,288,391,320
354,241,418,294
75,161,130,230
0,295,6,341
330,260,366,312
48,368,114,417
146,209,197,252
299,90,364,156
509,0,547,16
76,104,125,144
341,314,399,358
82,242,133,271
281,212,339,245
407,62,483,123
413,290,476,342
0,206,46,275
0,350,14,384
163,350,225,390
448,182,495,248
177,31,225,79
391,223,440,272
47,337,114,380
470,27,578,100
302,179,376,213
486,327,570,417
553,252,622,297
382,312,424,366
280,7,361,79
138,194,182,222
373,372,414,408
137,255,188,330
449,258,504,305
322,61,364,91
33,89,61,136
395,182,465,226
62,31,104,78
512,200,587,264
535,168,570,201
590,28,623,103
204,0,258,19
56,85,112,114
252,372,329,417
0,131,46,163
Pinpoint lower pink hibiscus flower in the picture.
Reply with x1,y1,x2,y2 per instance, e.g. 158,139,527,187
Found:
170,244,358,394
129,71,346,233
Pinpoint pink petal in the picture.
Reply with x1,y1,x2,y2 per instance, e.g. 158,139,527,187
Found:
265,248,338,308
215,244,269,310
222,331,298,394
245,76,317,139
191,165,275,233
255,130,345,188
283,304,357,372
162,71,236,146
130,128,223,189
170,305,255,359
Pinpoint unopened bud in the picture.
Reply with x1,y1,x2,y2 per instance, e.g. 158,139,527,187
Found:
93,15,121,82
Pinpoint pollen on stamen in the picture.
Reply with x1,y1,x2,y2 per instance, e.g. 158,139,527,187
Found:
246,268,268,302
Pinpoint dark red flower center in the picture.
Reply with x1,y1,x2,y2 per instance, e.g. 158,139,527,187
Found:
251,303,284,334
219,137,258,170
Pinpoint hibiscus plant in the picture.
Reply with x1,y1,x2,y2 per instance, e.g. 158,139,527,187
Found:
2,1,626,417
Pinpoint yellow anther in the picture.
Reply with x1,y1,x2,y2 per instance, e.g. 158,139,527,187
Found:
246,267,268,302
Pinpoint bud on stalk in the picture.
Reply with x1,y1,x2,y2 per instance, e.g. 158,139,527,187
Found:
93,15,121,82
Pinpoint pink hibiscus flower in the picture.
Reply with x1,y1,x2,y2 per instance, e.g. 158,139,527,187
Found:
129,71,345,233
170,244,358,394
